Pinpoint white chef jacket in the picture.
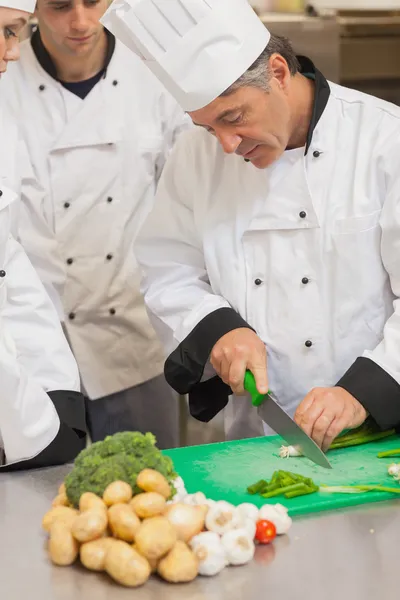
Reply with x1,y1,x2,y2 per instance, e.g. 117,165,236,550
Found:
135,58,400,440
0,108,84,467
0,31,190,400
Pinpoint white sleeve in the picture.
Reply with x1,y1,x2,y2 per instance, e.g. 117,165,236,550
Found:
337,129,400,429
135,134,252,396
0,236,80,465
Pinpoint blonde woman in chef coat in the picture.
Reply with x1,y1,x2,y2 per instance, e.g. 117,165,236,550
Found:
0,0,190,448
0,0,86,469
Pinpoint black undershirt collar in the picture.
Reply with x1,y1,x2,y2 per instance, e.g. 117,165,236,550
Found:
297,55,331,155
30,27,116,98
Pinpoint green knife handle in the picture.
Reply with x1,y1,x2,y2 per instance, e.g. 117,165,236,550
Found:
244,370,271,407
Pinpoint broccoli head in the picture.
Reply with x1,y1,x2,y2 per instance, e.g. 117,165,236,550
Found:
65,431,176,507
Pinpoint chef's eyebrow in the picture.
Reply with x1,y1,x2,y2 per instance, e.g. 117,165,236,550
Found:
192,108,241,128
9,17,27,26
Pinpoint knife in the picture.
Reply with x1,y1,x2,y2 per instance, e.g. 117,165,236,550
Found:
244,371,332,469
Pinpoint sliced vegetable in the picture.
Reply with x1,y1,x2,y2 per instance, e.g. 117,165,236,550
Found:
281,423,396,459
378,449,400,459
255,520,277,545
388,463,400,480
320,484,400,494
248,471,318,500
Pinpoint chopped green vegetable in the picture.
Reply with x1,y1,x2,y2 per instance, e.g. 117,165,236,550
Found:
248,470,319,500
65,431,176,507
377,449,400,459
247,479,269,495
320,484,400,495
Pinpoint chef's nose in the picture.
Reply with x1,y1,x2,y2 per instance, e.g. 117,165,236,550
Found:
5,42,20,62
216,131,242,154
71,4,90,30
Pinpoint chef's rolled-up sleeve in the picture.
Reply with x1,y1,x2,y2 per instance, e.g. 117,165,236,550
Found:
337,131,400,430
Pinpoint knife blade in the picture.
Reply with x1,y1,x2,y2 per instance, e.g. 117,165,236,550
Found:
244,371,332,469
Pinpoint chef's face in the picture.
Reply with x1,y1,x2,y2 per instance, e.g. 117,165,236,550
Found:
189,55,293,170
36,0,107,57
0,8,29,75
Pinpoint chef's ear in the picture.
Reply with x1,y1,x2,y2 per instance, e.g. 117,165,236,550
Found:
268,53,291,92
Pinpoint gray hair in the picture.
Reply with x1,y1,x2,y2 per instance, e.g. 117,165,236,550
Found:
221,34,300,95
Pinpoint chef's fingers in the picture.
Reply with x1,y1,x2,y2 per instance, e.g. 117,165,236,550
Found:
311,409,337,449
321,406,351,452
218,357,232,386
248,359,268,395
295,393,324,438
228,359,247,395
294,391,316,427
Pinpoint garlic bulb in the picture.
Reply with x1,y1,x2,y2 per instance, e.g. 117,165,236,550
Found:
237,503,259,522
221,529,255,566
279,445,302,458
205,501,242,535
240,517,256,540
183,492,207,506
258,504,292,535
190,532,227,576
388,463,400,479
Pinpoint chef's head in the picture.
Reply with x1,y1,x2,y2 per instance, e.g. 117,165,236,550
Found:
0,0,34,72
101,0,304,169
35,0,108,58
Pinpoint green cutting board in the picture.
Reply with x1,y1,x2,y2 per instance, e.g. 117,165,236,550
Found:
164,435,400,516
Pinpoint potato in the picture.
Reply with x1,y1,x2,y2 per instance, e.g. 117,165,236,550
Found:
42,506,78,532
48,521,79,566
58,482,66,496
135,516,177,561
52,492,69,507
79,492,107,513
71,509,108,543
80,538,115,571
136,469,171,499
164,503,205,543
130,492,166,519
108,504,141,542
157,541,198,583
103,481,133,506
133,543,158,573
105,540,151,587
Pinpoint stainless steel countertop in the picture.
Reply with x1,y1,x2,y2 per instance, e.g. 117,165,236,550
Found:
1,466,399,600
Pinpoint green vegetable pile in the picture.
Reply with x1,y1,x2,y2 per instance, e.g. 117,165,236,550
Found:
65,431,176,507
247,470,319,500
328,421,395,450
247,470,400,501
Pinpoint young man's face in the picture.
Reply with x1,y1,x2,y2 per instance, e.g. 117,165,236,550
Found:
36,0,108,58
189,56,293,170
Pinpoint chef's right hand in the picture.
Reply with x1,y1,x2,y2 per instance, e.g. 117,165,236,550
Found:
210,328,268,395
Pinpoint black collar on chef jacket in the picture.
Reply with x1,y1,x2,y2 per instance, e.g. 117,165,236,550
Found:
30,27,116,96
297,55,331,155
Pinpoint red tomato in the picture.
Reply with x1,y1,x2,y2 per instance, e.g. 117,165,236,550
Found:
255,519,277,544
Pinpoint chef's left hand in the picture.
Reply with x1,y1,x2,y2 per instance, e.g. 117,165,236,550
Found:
294,387,368,452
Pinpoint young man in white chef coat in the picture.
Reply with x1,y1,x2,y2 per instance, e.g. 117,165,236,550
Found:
102,0,400,447
0,0,86,469
0,0,190,447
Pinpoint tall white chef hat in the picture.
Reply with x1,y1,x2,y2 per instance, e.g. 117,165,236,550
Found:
0,0,36,12
101,0,271,111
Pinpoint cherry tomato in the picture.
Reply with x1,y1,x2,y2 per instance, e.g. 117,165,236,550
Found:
255,519,277,544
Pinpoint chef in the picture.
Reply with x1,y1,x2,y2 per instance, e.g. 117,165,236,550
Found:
0,0,190,446
102,0,400,447
0,0,86,469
